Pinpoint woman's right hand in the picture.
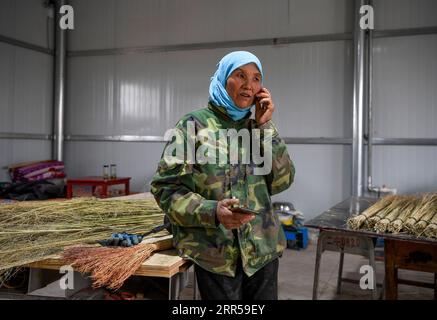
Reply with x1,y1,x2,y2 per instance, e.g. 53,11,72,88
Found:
216,198,255,229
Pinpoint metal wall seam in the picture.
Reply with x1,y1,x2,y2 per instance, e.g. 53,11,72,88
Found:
65,26,437,58
2,133,435,146
374,26,437,39
61,135,437,146
68,33,353,57
65,135,165,142
371,138,437,146
0,133,52,140
0,34,53,55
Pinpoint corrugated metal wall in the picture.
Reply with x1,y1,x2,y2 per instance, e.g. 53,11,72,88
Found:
1,0,436,220
68,0,352,49
371,0,437,196
66,0,354,219
0,0,53,181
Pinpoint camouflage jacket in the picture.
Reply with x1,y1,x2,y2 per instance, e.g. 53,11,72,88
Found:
150,102,295,277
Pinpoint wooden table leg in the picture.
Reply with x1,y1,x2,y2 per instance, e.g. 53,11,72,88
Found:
434,273,437,300
101,184,108,198
66,183,73,199
384,239,398,300
125,182,130,195
312,231,325,300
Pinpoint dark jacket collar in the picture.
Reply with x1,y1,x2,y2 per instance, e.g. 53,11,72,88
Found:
207,101,252,123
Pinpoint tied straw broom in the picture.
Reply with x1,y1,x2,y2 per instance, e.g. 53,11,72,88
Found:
347,195,396,230
387,198,420,234
413,197,437,236
366,196,403,229
61,237,173,290
374,196,413,233
422,210,437,239
0,198,166,286
404,194,437,233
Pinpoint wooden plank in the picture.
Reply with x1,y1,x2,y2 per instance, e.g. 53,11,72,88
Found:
134,248,188,278
397,278,436,289
102,192,155,201
140,250,185,271
27,250,188,278
27,258,65,271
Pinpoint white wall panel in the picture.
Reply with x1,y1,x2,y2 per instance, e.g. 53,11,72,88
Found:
273,145,351,220
67,41,352,137
373,35,437,138
66,56,117,135
0,0,52,48
0,1,53,182
67,51,215,135
372,146,437,194
0,43,14,132
0,140,52,181
374,0,437,30
0,43,53,134
263,41,353,138
0,43,53,182
69,0,352,50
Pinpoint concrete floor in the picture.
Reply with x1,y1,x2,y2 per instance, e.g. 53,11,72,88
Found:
177,242,435,300
2,241,435,300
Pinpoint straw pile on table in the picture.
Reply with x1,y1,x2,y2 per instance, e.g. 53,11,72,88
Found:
0,198,165,285
347,194,437,238
403,194,437,233
346,195,396,230
373,196,414,234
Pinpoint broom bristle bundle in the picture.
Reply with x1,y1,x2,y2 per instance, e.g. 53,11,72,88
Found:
62,243,158,290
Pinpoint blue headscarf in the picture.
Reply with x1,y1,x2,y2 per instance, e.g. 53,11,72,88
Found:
209,51,263,121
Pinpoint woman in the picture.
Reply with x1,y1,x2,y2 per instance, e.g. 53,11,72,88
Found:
151,51,295,300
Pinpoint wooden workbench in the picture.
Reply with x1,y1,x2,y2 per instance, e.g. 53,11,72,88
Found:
26,193,193,299
26,236,192,299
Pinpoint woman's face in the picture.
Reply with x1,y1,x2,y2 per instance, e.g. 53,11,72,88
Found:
226,63,262,109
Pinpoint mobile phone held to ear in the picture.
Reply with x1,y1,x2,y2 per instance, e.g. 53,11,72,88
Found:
255,89,266,110
230,206,259,215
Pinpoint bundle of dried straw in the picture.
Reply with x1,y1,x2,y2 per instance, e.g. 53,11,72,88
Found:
347,193,437,239
0,198,165,285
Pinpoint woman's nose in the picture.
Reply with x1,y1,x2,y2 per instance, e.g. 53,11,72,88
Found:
242,80,252,90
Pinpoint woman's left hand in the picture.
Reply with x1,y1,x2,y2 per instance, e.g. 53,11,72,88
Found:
255,87,275,126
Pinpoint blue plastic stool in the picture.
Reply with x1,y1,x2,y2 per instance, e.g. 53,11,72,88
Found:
283,227,309,250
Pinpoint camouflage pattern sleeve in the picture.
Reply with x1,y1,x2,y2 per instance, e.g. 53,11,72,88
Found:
150,120,219,229
259,120,295,195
